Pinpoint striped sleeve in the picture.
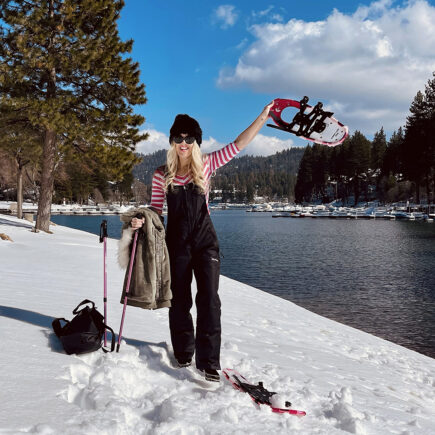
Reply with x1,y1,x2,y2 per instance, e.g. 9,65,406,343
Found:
207,142,240,173
150,168,166,214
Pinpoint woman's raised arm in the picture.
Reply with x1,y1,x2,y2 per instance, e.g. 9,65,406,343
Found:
234,101,274,151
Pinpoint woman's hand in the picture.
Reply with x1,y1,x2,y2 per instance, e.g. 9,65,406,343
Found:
262,100,275,118
131,217,145,229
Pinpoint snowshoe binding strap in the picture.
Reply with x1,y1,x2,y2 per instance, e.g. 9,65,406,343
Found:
268,97,334,138
233,375,281,406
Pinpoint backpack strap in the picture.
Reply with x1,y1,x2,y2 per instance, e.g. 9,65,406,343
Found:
52,318,69,337
72,299,95,314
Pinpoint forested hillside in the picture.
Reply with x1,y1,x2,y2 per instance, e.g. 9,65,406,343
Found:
133,148,305,202
133,150,167,184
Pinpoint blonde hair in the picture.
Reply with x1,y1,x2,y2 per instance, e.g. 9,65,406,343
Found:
164,141,207,193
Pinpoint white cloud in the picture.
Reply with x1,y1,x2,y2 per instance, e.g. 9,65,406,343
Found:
200,136,224,154
214,5,238,29
239,133,294,156
252,6,283,22
217,0,435,134
202,133,294,157
253,6,274,18
135,129,169,155
235,38,249,50
271,14,284,22
135,131,294,157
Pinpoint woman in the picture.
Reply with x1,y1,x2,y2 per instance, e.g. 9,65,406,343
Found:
132,102,273,381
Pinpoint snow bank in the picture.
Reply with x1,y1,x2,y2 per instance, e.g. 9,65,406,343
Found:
0,215,434,434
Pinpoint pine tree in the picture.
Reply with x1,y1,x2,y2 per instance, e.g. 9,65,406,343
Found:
0,105,42,218
0,0,147,232
422,73,435,202
382,128,404,177
347,131,371,205
403,90,427,203
311,144,329,201
246,183,254,203
371,127,387,174
295,146,313,203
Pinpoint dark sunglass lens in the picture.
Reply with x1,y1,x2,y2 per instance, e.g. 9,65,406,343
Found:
174,136,183,144
184,137,195,144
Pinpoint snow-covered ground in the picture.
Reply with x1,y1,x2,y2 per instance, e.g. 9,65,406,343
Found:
0,201,133,215
0,214,434,435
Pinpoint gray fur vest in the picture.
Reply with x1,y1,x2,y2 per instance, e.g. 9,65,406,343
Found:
118,207,171,309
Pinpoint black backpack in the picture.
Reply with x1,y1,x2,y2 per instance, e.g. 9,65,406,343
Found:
52,299,115,355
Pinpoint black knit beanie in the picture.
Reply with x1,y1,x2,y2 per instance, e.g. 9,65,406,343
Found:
169,114,202,146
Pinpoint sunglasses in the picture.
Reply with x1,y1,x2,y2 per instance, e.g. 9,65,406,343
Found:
173,136,195,144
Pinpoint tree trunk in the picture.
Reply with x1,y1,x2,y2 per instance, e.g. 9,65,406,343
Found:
17,163,23,219
35,0,56,233
35,129,57,232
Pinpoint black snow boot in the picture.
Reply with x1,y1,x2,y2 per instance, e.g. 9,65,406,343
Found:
200,369,220,382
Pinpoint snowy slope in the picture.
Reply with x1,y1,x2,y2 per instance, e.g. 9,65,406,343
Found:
0,214,434,435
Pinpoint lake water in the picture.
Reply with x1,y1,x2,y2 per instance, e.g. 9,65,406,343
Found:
51,211,435,359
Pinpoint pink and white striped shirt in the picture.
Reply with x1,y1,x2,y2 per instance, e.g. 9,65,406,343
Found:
150,142,240,214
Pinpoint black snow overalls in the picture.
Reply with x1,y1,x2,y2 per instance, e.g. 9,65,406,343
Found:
166,183,221,370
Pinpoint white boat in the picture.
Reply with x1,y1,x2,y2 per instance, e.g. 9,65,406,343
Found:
249,204,274,212
311,210,331,218
299,211,314,217
391,211,408,220
410,212,427,220
350,208,371,219
330,208,352,219
272,212,292,218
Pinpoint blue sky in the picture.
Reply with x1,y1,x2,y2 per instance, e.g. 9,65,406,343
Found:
118,0,435,155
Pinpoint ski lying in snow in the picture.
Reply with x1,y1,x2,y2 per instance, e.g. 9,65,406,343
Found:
223,368,306,416
267,97,348,146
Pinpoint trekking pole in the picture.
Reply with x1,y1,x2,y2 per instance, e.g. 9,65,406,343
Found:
99,220,108,347
117,213,143,352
